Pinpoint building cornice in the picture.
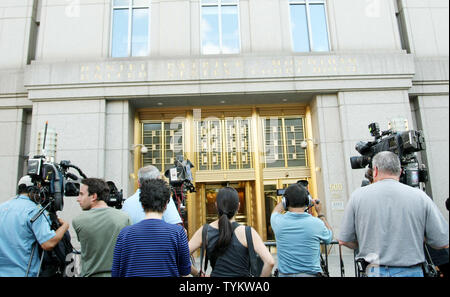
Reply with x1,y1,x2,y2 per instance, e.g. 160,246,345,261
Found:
22,52,416,101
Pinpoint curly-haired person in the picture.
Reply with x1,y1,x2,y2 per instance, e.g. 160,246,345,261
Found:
112,178,191,277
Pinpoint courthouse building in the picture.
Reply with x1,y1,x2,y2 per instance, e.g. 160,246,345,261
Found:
0,0,448,248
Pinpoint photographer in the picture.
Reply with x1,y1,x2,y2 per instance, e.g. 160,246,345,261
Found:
338,151,449,277
72,178,131,277
271,183,332,277
122,165,182,225
0,175,69,276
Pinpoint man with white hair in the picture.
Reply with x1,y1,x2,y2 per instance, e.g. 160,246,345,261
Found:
338,151,449,277
122,165,182,225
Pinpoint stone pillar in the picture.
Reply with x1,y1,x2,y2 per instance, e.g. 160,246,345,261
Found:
0,108,28,202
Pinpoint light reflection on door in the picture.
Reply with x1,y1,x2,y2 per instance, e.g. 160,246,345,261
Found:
205,182,247,225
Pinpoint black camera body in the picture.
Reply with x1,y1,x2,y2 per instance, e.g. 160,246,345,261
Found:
350,122,428,188
164,156,196,225
105,181,124,209
27,156,83,215
164,155,196,194
27,155,125,211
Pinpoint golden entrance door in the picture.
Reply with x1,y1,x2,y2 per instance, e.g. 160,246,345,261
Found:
135,104,318,241
196,181,254,226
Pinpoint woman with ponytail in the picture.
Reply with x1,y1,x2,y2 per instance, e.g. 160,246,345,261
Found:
189,187,274,277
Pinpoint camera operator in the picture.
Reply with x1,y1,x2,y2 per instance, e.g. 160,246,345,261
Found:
122,165,182,225
0,175,69,276
271,183,332,277
338,151,449,277
72,178,131,277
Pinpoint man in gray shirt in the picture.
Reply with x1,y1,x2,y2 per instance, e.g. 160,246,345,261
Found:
338,151,449,277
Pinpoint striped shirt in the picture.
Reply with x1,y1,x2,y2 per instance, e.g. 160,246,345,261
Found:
112,218,191,277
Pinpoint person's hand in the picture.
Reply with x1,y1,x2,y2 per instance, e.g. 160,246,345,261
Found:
313,199,322,215
57,218,68,227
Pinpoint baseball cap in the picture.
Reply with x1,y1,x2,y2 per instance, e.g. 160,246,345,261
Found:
18,175,34,187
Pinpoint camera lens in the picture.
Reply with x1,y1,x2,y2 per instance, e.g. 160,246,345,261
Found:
355,141,371,154
350,156,370,169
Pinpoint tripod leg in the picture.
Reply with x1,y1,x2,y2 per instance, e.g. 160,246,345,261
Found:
26,242,37,277
354,250,359,277
339,244,345,277
37,249,45,277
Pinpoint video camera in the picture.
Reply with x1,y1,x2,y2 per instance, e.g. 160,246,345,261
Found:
27,157,86,214
164,156,196,226
350,121,428,188
27,157,124,210
164,155,196,195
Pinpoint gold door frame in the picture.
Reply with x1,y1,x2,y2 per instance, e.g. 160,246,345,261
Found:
134,104,318,241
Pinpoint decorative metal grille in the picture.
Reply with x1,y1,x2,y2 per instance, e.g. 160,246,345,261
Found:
263,117,306,168
285,118,307,167
195,117,253,171
142,121,184,172
224,118,252,170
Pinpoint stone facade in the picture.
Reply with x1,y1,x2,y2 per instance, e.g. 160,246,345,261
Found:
0,0,448,251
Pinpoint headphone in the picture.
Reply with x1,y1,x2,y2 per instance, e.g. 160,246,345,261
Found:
281,190,315,211
282,195,288,211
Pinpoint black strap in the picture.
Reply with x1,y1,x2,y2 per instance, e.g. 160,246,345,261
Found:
245,226,258,276
423,243,439,277
199,223,209,275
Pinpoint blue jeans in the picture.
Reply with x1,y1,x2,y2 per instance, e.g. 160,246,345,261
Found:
279,272,319,277
366,265,423,277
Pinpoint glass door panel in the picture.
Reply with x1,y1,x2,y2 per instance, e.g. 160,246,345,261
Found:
204,182,247,225
142,123,162,171
264,184,278,241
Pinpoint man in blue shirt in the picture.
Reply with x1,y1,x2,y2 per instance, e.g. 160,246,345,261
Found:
122,165,182,225
0,175,70,277
271,183,332,277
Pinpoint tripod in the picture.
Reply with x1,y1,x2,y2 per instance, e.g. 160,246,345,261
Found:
320,240,345,277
